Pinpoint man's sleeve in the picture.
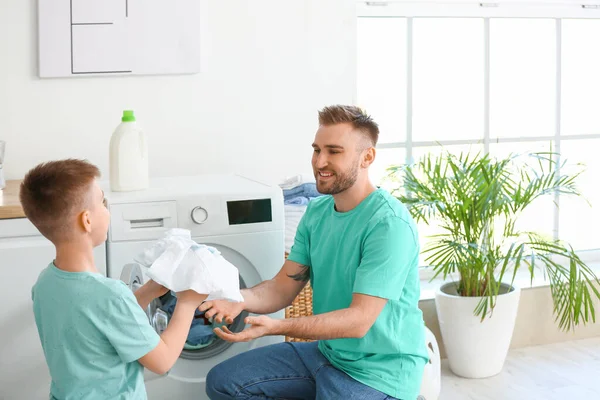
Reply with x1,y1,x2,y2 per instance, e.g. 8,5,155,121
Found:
101,285,161,363
353,216,419,300
287,206,312,267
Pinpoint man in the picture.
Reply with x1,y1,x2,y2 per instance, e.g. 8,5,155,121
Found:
203,105,428,400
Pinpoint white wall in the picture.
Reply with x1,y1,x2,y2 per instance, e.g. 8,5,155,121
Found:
0,0,356,183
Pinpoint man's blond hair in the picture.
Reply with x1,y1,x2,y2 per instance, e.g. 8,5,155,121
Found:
318,105,379,146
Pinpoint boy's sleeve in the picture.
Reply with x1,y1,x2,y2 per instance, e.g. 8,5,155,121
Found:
287,207,312,267
353,216,419,300
101,286,161,363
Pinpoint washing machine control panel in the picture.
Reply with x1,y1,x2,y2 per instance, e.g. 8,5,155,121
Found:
225,198,272,226
175,193,280,238
191,206,209,224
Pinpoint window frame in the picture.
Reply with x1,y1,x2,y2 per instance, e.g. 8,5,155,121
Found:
356,0,600,279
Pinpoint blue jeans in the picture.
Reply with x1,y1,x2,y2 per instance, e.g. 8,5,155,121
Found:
206,341,398,400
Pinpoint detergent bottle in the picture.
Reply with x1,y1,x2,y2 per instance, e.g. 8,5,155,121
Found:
109,110,149,191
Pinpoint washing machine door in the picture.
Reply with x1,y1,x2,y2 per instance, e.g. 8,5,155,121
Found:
120,263,165,333
120,263,145,292
117,245,283,400
156,244,280,383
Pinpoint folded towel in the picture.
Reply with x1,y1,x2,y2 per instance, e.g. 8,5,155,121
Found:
285,216,306,224
284,204,308,213
286,214,303,221
285,219,305,226
284,196,320,206
279,174,315,190
283,183,321,200
283,204,309,253
285,206,307,222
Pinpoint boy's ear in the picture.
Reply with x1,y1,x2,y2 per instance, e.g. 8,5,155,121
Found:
79,210,93,233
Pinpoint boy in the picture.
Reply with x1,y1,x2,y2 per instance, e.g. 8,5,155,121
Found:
21,159,205,399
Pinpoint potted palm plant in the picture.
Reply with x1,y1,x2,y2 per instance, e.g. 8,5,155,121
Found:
387,150,600,379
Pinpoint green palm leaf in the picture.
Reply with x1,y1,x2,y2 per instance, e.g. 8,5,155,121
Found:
389,150,600,331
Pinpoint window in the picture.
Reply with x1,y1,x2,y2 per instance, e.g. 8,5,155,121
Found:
357,1,600,269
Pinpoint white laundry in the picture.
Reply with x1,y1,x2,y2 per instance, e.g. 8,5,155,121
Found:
284,204,307,216
279,173,315,190
134,228,244,303
283,204,308,253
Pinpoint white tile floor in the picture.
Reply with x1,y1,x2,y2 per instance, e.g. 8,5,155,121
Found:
440,337,600,400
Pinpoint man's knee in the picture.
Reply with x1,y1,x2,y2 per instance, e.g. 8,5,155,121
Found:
206,361,233,399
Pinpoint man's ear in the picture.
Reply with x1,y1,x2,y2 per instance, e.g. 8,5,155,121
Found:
362,146,376,168
78,210,93,233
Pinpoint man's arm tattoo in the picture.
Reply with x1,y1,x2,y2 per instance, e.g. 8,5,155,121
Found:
287,264,310,282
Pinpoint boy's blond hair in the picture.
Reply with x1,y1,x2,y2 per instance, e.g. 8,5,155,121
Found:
20,159,100,242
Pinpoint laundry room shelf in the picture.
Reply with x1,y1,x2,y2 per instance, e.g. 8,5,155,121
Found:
0,180,25,219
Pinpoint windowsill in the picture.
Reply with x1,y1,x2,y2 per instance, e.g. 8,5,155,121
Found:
419,260,600,301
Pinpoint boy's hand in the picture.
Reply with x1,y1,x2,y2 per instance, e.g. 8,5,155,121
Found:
176,290,208,308
199,300,245,324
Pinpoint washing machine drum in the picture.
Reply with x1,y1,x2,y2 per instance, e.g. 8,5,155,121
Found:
120,263,249,361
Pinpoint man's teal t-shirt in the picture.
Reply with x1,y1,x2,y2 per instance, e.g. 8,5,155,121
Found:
288,189,429,400
32,263,160,400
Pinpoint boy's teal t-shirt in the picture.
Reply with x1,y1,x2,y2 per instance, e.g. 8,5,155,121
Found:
32,263,160,400
288,189,429,400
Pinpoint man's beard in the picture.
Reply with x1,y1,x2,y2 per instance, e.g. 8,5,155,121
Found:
316,164,359,195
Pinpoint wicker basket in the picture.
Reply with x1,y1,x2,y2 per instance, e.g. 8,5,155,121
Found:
284,283,314,342
283,252,315,342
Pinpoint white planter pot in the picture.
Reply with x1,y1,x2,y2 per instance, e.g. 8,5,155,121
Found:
435,282,521,378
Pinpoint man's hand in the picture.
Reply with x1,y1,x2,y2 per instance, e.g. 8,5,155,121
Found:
213,315,278,342
199,300,245,324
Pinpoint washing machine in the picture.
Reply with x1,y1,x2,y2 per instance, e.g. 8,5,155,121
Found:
103,174,285,400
